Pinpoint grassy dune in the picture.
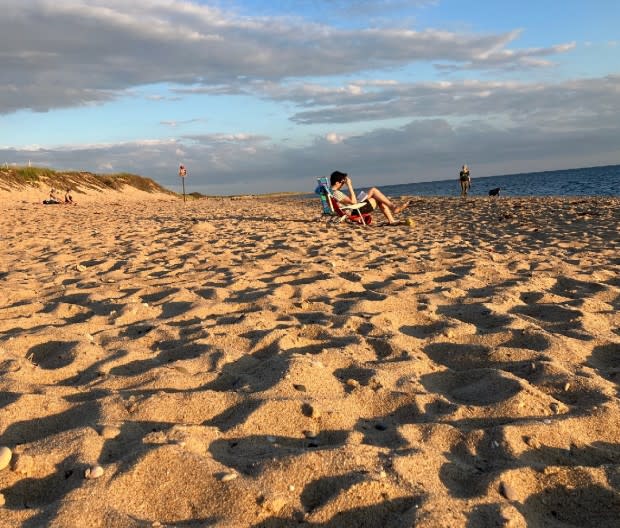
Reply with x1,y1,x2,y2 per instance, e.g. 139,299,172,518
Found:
0,166,175,195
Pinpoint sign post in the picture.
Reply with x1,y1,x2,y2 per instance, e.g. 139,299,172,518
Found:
179,164,187,203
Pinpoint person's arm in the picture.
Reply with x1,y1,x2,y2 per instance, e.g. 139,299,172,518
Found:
336,191,353,205
345,176,357,203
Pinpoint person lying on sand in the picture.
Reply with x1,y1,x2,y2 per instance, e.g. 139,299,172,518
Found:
330,170,411,225
42,188,62,205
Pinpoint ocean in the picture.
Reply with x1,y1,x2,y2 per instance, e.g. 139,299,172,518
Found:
362,164,620,198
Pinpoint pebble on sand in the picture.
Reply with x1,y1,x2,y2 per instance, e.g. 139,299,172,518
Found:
85,465,104,479
0,446,12,471
302,403,321,419
11,453,34,476
500,481,518,501
220,472,238,482
261,495,287,514
99,425,121,439
346,379,360,388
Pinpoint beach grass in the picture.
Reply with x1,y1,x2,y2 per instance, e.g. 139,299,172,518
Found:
0,166,175,195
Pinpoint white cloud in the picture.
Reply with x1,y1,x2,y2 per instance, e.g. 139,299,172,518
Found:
261,75,620,127
0,0,574,114
325,132,345,144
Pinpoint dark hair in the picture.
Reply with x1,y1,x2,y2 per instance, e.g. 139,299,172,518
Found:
330,170,347,186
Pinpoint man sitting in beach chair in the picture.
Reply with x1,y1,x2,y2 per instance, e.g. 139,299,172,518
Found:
328,171,411,225
316,175,372,225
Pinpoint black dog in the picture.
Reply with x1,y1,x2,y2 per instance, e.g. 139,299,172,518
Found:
488,187,501,196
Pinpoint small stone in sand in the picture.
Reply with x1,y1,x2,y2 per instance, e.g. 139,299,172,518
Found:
293,384,307,392
0,493,5,506
346,379,360,388
500,481,518,501
11,454,34,476
301,403,321,419
563,382,571,391
76,264,87,272
85,465,104,479
311,407,321,419
220,472,238,482
550,402,560,414
99,425,121,439
0,446,12,471
524,436,540,449
262,496,287,513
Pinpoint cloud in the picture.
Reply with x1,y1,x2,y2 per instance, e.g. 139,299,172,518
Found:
325,132,345,144
435,40,577,72
253,74,620,127
3,98,618,194
0,0,573,114
160,118,205,127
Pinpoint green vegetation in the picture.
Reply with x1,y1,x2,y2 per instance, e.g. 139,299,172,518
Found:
0,165,175,195
16,166,57,182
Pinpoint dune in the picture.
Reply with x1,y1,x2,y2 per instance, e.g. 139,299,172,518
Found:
0,189,618,527
0,166,177,204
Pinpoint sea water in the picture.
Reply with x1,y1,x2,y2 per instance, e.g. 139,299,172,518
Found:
368,164,620,198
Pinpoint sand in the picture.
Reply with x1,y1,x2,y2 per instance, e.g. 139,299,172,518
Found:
0,192,618,527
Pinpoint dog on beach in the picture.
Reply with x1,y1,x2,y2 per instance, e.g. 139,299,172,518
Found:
488,187,501,197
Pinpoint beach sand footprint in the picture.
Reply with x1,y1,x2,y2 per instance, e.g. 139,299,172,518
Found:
27,341,80,370
421,369,522,406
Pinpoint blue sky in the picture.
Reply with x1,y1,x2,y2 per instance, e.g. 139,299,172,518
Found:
1,0,619,194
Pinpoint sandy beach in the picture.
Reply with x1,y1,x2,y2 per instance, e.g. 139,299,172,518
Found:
0,192,619,527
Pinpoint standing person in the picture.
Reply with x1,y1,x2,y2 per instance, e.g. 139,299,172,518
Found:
330,171,411,225
459,165,471,196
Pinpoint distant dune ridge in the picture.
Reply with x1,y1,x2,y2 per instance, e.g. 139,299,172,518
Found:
0,176,618,526
0,166,176,202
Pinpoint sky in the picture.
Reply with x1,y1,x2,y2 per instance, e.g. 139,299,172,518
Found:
1,0,619,195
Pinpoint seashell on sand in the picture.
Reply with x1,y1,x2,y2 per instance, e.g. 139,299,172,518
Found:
0,447,12,471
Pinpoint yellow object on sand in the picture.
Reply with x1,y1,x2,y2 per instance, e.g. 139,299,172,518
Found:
406,218,415,227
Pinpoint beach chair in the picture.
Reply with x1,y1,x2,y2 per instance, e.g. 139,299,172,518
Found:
315,177,372,225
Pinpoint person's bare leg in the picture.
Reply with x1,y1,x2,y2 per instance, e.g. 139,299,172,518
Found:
366,187,394,209
379,203,395,223
366,187,410,213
